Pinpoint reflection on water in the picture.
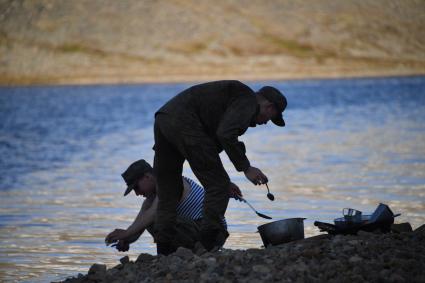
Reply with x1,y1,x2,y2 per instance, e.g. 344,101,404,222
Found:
1,76,425,282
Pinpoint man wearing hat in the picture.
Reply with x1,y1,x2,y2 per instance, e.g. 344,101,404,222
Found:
105,159,242,252
153,80,287,255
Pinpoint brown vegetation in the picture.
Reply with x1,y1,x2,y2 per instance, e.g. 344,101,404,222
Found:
1,0,424,85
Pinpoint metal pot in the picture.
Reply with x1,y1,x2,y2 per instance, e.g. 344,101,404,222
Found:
258,218,306,247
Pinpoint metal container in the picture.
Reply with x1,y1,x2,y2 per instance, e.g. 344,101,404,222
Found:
258,218,306,247
370,203,396,223
343,208,363,223
334,215,371,229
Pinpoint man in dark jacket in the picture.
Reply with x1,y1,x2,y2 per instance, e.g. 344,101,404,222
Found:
153,80,287,255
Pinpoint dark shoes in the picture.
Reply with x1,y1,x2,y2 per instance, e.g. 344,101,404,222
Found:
200,228,229,252
156,229,229,256
156,242,176,256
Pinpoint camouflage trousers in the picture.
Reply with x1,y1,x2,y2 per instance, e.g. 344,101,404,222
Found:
147,216,228,251
153,113,230,249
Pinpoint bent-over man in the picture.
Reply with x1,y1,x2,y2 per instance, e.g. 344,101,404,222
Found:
153,80,287,255
105,159,242,252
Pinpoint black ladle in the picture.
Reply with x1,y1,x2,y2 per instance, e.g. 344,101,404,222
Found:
265,183,275,201
240,197,272,220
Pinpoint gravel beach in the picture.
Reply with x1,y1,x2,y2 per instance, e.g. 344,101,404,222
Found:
58,223,425,283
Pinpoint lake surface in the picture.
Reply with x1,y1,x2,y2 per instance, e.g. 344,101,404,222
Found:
1,76,424,282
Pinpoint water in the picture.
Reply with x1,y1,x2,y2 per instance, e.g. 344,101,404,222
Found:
1,76,425,282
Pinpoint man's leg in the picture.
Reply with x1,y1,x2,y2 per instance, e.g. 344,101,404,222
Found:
184,140,231,251
153,114,185,255
172,217,229,252
155,114,230,252
173,216,201,250
148,217,200,251
197,165,230,251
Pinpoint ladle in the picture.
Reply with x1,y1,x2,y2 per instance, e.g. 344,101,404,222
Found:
265,183,275,201
240,197,272,220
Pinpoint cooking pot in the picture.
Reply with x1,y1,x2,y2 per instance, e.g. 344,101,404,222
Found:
258,218,306,247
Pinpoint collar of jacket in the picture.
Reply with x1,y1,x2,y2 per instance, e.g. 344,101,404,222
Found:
249,104,260,127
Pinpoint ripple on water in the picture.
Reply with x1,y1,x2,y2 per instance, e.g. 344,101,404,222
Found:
1,76,425,282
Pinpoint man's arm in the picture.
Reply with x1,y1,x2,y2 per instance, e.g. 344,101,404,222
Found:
105,196,158,245
216,97,257,172
125,196,158,238
216,90,269,185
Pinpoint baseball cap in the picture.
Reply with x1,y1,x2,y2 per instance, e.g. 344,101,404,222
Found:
257,86,287,127
121,159,153,196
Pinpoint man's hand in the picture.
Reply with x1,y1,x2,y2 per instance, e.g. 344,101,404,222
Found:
105,229,128,245
244,166,268,185
228,182,243,200
111,240,130,252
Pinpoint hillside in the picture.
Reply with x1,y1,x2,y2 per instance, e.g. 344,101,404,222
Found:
1,0,425,85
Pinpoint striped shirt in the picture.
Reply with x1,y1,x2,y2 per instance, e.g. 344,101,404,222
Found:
176,177,227,229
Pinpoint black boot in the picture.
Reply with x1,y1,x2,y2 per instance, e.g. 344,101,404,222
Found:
200,229,220,251
156,242,176,256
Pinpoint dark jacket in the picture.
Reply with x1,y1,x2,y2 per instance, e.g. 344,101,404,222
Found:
156,80,258,172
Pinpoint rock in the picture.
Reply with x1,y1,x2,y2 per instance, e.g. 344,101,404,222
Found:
388,273,406,283
395,250,412,259
331,235,345,245
167,259,183,273
120,255,130,264
194,241,208,256
348,255,363,263
252,264,270,274
341,245,354,253
347,240,360,245
87,263,107,281
301,247,321,258
233,265,242,273
380,269,390,278
88,263,106,275
136,253,155,263
391,223,413,233
414,273,425,282
414,224,425,234
357,230,374,237
372,229,385,234
174,247,194,260
153,269,167,277
293,261,308,273
304,234,331,242
350,274,365,281
204,257,217,266
58,221,425,283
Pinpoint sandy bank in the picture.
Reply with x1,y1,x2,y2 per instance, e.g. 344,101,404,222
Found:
57,223,425,283
2,0,424,86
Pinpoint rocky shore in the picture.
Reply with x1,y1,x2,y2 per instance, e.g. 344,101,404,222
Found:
58,223,425,283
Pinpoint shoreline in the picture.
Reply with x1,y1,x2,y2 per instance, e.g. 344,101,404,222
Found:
58,224,425,283
1,70,424,88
